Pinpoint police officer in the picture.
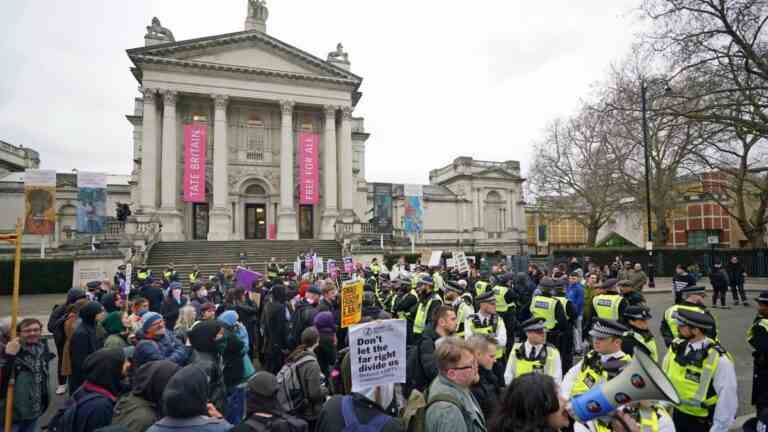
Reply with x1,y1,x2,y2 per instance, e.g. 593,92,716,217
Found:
748,291,768,415
494,273,518,357
562,318,632,398
445,281,475,338
466,291,507,380
189,264,201,285
660,285,718,347
267,257,282,280
475,271,491,297
163,262,178,286
412,276,443,342
392,276,419,345
553,278,576,372
136,265,151,290
589,278,627,326
621,305,659,361
529,277,569,350
662,309,737,431
504,317,561,386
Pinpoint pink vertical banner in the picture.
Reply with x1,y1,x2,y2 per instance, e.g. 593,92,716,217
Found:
183,123,207,203
268,224,276,240
298,132,320,204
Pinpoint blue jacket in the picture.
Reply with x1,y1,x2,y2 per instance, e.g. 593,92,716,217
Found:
136,332,190,366
566,282,585,317
70,385,117,432
147,416,232,432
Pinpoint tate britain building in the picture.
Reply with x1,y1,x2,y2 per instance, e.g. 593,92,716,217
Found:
127,1,527,254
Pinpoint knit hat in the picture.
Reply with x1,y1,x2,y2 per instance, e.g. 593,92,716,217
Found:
102,311,126,335
140,311,163,333
313,311,336,335
246,372,280,414
218,310,239,327
307,284,323,296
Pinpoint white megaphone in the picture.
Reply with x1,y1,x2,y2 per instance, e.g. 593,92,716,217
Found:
570,350,680,422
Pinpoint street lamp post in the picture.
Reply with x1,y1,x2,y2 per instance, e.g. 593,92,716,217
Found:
641,79,656,288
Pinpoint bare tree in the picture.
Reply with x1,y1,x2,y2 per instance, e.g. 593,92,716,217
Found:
529,108,626,246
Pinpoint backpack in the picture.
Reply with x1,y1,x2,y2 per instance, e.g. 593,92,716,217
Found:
276,354,316,413
404,389,472,432
341,395,393,432
287,303,314,349
244,412,309,432
47,392,103,432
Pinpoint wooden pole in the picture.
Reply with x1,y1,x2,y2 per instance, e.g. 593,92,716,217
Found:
4,219,23,432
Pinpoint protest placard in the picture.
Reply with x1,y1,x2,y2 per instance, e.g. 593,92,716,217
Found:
343,256,354,273
454,251,470,274
428,250,442,267
327,259,337,277
349,319,407,392
235,267,263,291
341,278,364,328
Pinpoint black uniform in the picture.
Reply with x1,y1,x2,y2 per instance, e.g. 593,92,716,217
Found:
749,313,768,411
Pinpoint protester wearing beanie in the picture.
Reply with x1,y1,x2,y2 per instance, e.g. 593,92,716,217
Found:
103,311,129,350
69,301,106,394
313,311,338,377
139,311,190,366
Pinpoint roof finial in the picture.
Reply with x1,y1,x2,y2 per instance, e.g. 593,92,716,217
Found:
327,42,350,71
144,17,175,47
246,0,269,33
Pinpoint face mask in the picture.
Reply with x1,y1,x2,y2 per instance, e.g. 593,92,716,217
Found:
199,289,207,298
172,289,181,302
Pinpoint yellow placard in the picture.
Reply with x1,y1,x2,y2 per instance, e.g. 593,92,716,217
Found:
341,278,364,328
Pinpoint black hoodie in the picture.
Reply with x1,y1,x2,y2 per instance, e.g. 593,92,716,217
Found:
187,320,226,407
100,292,120,313
70,348,126,432
162,364,210,418
69,301,105,392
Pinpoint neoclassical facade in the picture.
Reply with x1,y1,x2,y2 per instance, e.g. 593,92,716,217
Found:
126,3,528,253
128,2,367,241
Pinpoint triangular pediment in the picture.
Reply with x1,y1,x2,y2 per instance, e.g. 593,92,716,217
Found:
127,30,361,86
473,167,521,180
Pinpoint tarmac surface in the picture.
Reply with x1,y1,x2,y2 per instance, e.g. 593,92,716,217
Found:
0,278,765,430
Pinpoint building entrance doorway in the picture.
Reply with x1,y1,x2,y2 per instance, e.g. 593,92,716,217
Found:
193,203,209,240
299,205,313,239
245,203,267,239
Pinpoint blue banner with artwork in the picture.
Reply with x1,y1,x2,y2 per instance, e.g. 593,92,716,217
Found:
403,184,423,234
77,172,107,233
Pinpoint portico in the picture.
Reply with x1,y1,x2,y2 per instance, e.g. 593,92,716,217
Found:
127,2,364,241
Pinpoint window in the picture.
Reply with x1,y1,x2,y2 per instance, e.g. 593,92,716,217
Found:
687,230,720,248
538,225,548,242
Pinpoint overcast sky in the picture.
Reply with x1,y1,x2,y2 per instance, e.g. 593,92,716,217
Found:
0,1,644,184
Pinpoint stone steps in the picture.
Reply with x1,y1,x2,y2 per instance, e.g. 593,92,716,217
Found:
144,239,343,285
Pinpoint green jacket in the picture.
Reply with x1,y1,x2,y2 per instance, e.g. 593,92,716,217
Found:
111,393,160,432
425,374,487,432
104,334,129,350
0,342,55,422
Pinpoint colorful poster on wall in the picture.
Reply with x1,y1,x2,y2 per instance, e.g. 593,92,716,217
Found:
298,132,320,205
341,278,364,328
373,183,393,232
24,169,57,235
183,123,207,203
76,172,107,233
403,184,423,234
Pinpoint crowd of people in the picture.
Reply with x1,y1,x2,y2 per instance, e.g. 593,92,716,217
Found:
0,253,764,432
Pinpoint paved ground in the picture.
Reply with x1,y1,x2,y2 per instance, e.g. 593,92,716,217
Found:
0,282,764,429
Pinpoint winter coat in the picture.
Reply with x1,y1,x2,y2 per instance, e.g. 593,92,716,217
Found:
141,286,165,314
219,326,249,388
0,342,55,422
470,367,502,420
69,302,106,392
70,348,126,432
726,261,746,285
315,333,337,378
408,326,441,392
285,349,329,421
187,321,226,409
147,364,232,432
709,268,730,290
425,374,487,432
112,360,180,432
48,288,86,347
143,331,190,366
218,311,255,382
316,393,404,432
162,294,187,331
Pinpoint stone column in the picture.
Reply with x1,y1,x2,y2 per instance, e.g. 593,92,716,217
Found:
506,189,514,232
320,105,339,239
277,100,298,239
158,90,183,240
338,106,355,221
139,88,159,212
208,94,231,240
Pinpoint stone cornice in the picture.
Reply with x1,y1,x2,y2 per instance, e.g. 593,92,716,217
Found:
127,30,362,85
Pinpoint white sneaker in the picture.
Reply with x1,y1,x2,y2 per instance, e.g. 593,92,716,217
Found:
56,384,66,395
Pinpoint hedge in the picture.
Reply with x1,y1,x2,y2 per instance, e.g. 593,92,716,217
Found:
0,259,73,295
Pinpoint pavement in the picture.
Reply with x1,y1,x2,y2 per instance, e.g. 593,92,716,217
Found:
1,278,765,430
